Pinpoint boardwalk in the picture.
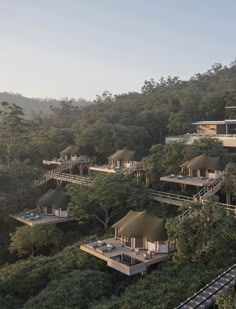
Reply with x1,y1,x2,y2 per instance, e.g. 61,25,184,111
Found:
176,264,236,308
33,171,91,186
151,190,236,218
151,190,194,206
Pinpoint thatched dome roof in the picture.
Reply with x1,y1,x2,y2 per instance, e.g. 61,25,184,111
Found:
112,210,167,242
181,154,223,170
108,149,136,161
37,186,69,210
60,145,78,157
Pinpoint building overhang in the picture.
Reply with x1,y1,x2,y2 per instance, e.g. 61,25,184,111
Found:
192,121,225,125
80,238,171,276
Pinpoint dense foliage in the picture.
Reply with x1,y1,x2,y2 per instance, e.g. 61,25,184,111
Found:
24,270,112,309
1,61,236,308
67,173,152,230
9,225,63,257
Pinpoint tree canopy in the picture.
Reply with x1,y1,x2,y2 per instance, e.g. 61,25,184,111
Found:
67,173,152,231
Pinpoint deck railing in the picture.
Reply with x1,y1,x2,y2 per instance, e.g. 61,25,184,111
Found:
43,171,91,185
151,190,194,203
193,175,225,200
151,190,236,218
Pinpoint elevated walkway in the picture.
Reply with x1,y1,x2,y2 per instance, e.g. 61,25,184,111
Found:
34,171,91,187
151,190,194,206
34,158,93,186
152,175,226,208
193,176,225,201
151,190,236,218
176,264,236,308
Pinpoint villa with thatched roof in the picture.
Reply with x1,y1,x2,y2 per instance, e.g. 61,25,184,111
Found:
80,210,174,275
37,186,70,218
10,186,74,226
59,145,78,161
108,149,138,169
89,148,144,178
160,153,224,188
180,154,223,179
113,210,172,253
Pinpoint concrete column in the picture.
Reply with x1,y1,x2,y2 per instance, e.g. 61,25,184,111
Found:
226,124,229,134
79,164,83,176
226,190,231,204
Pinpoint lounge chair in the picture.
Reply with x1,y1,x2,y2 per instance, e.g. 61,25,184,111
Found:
30,215,41,221
96,245,109,253
87,241,106,250
22,213,35,219
144,250,153,259
96,244,115,253
107,244,115,250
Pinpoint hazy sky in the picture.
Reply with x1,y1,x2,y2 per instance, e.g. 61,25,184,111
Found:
0,0,236,100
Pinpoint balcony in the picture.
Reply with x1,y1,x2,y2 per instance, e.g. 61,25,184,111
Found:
80,238,171,276
165,134,236,147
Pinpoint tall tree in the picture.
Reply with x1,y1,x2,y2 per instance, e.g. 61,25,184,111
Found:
9,225,63,257
67,174,151,231
0,102,28,167
167,200,236,264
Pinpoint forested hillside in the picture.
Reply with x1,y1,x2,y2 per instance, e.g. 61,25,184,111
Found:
0,92,91,116
76,61,236,158
0,61,236,308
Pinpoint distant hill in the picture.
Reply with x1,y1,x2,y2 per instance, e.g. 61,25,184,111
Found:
0,92,92,116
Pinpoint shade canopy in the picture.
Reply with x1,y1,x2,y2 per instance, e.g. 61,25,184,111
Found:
60,145,78,157
108,149,136,161
112,210,168,242
37,186,69,210
181,154,223,171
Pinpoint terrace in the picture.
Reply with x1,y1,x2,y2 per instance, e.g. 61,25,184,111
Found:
9,211,74,226
165,133,236,148
9,210,74,226
89,162,144,174
89,165,116,174
80,238,171,276
160,175,215,187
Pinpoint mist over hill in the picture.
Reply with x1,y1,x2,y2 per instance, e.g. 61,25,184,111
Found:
0,92,92,116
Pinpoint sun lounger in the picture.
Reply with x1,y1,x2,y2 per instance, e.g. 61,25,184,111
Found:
30,215,41,221
96,245,109,253
87,241,107,250
21,213,35,218
96,244,115,253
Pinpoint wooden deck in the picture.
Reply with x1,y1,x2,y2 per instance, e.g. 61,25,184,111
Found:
9,214,75,226
151,190,194,206
160,176,214,187
80,238,170,276
89,166,116,174
33,171,91,187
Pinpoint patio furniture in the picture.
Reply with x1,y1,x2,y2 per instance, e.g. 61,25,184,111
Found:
22,213,35,219
30,215,41,221
96,245,109,253
143,251,152,260
96,243,115,253
87,241,107,250
106,244,115,250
